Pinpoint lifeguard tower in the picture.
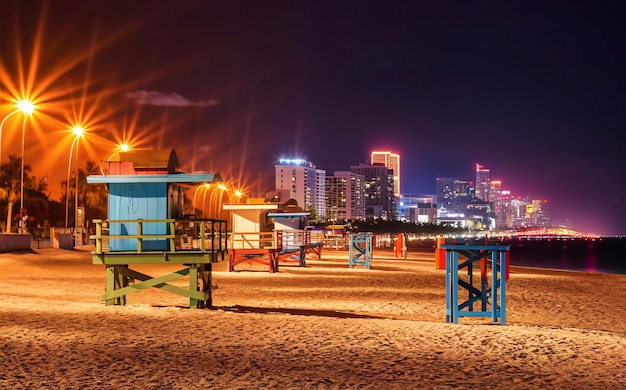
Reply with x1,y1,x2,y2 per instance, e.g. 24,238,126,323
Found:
87,149,227,308
224,199,323,272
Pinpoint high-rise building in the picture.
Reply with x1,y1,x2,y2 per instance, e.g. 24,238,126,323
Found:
325,171,365,222
398,194,437,224
370,151,400,197
475,163,491,202
274,158,326,219
351,163,396,220
435,178,474,228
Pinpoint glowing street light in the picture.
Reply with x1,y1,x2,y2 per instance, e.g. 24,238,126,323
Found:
192,183,211,216
230,190,246,204
65,126,84,229
210,183,228,219
107,142,131,162
0,105,27,165
100,143,131,175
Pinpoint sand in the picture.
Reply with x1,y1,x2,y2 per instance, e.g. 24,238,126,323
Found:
0,246,625,389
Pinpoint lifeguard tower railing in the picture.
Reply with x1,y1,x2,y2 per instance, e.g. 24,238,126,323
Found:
228,229,323,272
92,218,228,256
90,218,227,308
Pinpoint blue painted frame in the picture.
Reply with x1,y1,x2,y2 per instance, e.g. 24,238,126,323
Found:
442,244,509,325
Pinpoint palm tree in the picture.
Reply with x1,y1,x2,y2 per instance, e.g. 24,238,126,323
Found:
29,173,50,194
25,174,53,227
0,155,33,233
62,161,108,229
83,161,107,216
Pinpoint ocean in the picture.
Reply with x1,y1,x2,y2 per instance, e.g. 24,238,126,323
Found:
405,236,626,275
506,237,626,275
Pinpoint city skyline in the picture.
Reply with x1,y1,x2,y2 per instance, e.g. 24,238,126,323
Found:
273,153,556,229
0,1,624,235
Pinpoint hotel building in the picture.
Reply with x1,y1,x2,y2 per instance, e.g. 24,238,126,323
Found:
274,158,326,219
325,171,366,222
370,151,400,197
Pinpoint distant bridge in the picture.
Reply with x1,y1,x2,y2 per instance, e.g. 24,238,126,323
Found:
503,228,598,239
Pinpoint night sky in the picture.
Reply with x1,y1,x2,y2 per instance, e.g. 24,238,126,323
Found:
1,0,624,235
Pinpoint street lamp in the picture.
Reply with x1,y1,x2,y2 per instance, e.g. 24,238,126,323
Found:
0,110,20,166
209,183,228,219
192,183,210,216
17,100,36,234
1,100,35,233
230,190,246,204
100,143,131,175
65,126,84,229
0,99,36,165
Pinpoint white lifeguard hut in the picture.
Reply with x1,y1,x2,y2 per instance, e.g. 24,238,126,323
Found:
222,199,322,272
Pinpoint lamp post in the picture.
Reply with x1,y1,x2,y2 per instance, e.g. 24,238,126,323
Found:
0,100,35,167
0,109,20,233
103,143,131,175
192,183,210,216
107,143,130,161
0,110,20,168
16,100,36,234
65,126,84,229
202,189,210,217
209,183,227,219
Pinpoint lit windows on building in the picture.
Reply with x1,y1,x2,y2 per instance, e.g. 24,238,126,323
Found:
371,151,400,197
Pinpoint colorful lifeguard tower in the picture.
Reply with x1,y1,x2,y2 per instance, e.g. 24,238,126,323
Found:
224,200,323,272
87,149,227,308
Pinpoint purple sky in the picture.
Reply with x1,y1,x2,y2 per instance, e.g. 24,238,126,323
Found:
1,0,625,235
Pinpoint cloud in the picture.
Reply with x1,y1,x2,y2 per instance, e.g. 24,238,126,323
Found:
125,90,219,107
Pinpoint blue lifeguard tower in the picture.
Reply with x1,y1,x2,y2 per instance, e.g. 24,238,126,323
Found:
87,149,227,308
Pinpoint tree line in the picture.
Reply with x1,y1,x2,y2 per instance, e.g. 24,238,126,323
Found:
0,155,107,232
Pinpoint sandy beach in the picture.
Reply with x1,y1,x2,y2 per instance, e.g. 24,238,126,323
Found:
0,246,624,389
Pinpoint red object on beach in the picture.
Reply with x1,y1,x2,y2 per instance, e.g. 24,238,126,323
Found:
435,236,446,270
394,233,405,258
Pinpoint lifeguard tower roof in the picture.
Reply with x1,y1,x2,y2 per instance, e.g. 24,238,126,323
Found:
89,149,222,185
87,173,222,185
267,211,311,231
111,149,181,172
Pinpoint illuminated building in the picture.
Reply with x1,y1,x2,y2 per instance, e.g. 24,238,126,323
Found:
325,171,365,222
475,163,491,202
350,163,396,220
436,176,495,230
370,151,400,197
526,199,551,228
491,180,508,229
274,158,326,219
398,194,437,224
436,178,473,214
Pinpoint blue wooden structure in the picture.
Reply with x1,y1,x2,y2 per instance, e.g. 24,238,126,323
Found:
349,233,372,268
442,244,509,325
87,149,227,308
